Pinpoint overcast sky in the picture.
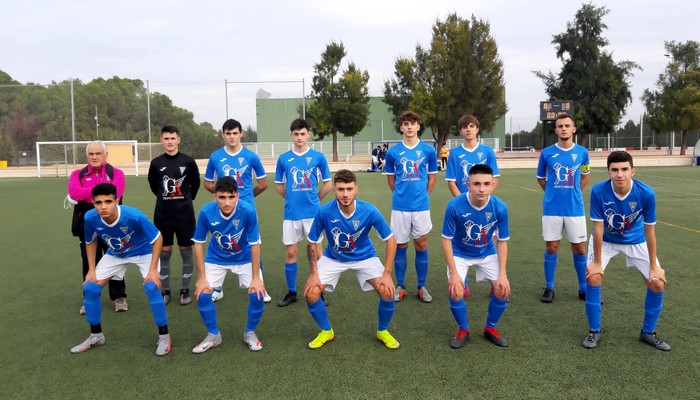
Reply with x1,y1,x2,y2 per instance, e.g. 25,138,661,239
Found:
1,0,697,134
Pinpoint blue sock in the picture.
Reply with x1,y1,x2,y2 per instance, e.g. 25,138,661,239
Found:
642,289,664,334
197,292,219,334
307,298,331,331
449,297,469,331
143,281,168,327
246,293,265,332
377,298,395,331
544,252,558,290
285,262,298,293
585,285,602,332
573,253,587,292
486,296,508,328
394,247,408,287
415,249,428,288
83,282,104,326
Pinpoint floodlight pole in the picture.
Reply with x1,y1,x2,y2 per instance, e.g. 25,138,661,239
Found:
224,79,229,120
146,80,152,161
70,79,76,164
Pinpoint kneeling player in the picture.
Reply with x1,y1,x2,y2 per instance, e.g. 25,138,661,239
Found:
192,177,266,353
442,164,511,348
71,183,171,356
303,170,399,349
582,151,670,351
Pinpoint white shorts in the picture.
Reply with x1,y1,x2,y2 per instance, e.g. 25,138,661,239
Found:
390,210,432,244
95,254,160,281
542,216,587,243
204,262,261,289
317,255,385,292
445,254,500,284
282,219,323,245
586,237,661,280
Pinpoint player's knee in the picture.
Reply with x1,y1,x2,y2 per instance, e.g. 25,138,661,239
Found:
571,242,586,255
450,292,464,302
397,242,409,249
545,242,559,254
414,237,428,251
587,273,603,286
285,248,298,260
378,287,393,302
647,278,665,292
305,287,322,303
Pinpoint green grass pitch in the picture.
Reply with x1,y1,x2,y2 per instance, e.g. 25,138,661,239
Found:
0,166,698,399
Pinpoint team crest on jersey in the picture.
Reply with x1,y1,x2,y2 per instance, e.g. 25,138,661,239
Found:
572,154,578,162
212,230,244,254
352,220,360,230
477,152,483,160
462,220,497,247
120,226,128,234
604,208,642,234
306,157,312,165
485,212,493,221
330,227,364,253
102,231,134,254
238,157,245,165
233,220,240,229
629,202,637,212
179,166,186,175
162,175,185,197
416,150,422,157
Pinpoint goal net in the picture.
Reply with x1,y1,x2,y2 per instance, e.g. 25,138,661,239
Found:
35,140,139,177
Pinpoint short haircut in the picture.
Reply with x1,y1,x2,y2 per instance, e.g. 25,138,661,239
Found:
607,150,634,169
458,115,480,130
222,119,243,132
161,125,179,135
290,118,310,132
91,182,117,198
556,114,575,125
86,140,107,156
334,169,356,185
468,164,493,177
214,176,239,193
398,111,421,124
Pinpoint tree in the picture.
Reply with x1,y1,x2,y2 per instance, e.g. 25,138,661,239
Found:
242,125,258,142
643,41,700,155
383,13,507,148
306,41,371,161
534,4,640,146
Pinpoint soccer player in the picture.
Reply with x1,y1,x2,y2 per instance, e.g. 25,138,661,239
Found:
67,140,128,314
148,125,200,306
303,170,399,349
384,110,438,303
536,114,590,303
581,151,670,351
442,164,511,348
191,177,266,353
70,183,171,356
203,118,270,303
445,115,501,298
440,143,448,170
275,118,332,307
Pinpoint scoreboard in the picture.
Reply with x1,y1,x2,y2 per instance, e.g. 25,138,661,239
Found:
540,101,573,121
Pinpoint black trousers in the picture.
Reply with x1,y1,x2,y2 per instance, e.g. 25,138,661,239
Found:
79,239,127,301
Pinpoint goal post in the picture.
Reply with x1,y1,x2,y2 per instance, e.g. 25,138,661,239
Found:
35,140,139,177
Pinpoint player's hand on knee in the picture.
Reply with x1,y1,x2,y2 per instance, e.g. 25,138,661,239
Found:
495,276,510,299
248,277,265,300
303,274,322,300
448,275,464,301
195,278,212,300
377,273,395,299
83,271,97,286
647,266,667,289
144,271,162,289
585,262,604,284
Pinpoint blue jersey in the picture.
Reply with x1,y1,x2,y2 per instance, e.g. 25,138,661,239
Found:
308,199,393,263
192,199,261,265
441,193,510,259
84,205,161,258
275,148,331,220
384,140,438,211
445,144,500,193
536,144,590,216
590,179,656,245
205,147,266,206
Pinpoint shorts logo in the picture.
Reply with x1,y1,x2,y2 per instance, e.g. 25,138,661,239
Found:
330,227,364,253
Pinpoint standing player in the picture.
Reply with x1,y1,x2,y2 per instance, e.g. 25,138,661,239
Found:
440,143,448,171
445,115,501,297
536,114,590,303
203,119,270,303
384,110,438,303
191,177,266,353
70,183,171,356
582,151,670,351
275,118,332,307
148,125,200,306
442,164,511,348
303,170,400,349
68,140,128,314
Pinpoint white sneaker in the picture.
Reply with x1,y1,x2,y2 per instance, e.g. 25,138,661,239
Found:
70,333,106,353
155,334,172,356
243,331,262,351
263,291,272,303
212,289,224,302
192,332,222,354
79,305,86,315
114,297,128,312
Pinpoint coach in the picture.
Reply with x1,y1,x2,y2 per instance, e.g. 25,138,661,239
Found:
67,140,128,314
